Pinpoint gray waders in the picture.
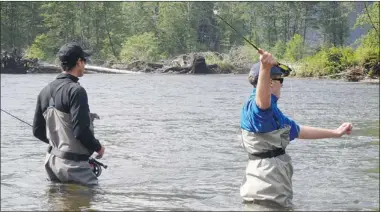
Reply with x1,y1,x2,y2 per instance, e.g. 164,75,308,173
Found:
240,125,293,208
43,83,98,186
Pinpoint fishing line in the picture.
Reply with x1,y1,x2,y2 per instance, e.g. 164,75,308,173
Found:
213,10,259,51
1,108,108,177
291,77,295,119
212,10,293,77
1,108,33,127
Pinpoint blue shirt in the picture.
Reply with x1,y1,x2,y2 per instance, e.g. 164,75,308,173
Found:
240,88,300,141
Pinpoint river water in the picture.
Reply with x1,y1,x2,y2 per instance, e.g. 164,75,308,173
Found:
1,73,379,211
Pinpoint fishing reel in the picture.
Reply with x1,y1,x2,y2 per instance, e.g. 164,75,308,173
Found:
88,158,108,177
277,63,293,77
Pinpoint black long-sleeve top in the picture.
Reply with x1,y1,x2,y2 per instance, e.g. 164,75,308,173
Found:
32,73,101,153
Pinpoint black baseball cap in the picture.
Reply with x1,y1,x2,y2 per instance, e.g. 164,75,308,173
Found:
248,62,284,79
58,42,90,64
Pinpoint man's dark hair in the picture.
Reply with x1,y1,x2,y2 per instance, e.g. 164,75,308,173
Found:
61,60,78,72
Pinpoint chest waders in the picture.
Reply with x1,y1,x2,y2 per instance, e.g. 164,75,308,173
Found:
240,117,293,207
43,82,98,185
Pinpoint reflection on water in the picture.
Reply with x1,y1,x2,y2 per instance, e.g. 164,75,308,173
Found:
46,183,96,211
243,200,294,211
366,166,380,174
355,120,380,138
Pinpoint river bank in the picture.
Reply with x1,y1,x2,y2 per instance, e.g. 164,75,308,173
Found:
1,51,379,83
286,75,380,84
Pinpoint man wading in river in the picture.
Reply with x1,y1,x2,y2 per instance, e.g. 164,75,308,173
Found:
33,42,105,185
240,49,353,207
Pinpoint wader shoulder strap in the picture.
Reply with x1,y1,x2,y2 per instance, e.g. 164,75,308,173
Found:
46,81,90,161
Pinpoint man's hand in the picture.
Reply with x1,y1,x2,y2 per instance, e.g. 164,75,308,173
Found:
96,146,105,159
258,49,277,71
334,122,353,137
90,113,100,123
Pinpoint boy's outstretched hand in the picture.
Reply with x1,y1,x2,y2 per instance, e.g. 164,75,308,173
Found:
334,122,353,137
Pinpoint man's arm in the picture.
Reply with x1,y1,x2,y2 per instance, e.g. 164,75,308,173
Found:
69,86,102,153
256,49,277,110
32,94,49,144
298,123,353,139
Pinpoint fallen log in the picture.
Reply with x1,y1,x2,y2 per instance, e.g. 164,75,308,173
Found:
28,63,140,74
85,65,141,74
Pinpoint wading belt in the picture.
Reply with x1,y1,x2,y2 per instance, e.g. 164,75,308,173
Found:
249,148,285,160
47,146,90,161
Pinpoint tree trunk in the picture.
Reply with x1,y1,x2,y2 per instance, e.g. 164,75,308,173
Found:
10,2,15,48
103,3,119,60
303,3,309,46
153,2,159,38
364,2,380,40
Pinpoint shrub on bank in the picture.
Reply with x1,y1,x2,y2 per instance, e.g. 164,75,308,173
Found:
284,34,305,62
119,32,162,63
353,32,380,78
297,46,356,77
25,34,57,62
203,45,258,73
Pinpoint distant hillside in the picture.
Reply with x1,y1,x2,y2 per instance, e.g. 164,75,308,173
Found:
346,1,373,47
305,2,373,48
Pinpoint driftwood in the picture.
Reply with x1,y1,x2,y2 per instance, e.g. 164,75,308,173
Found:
320,66,367,82
2,50,244,75
189,55,214,74
1,48,35,74
108,53,238,74
25,63,138,74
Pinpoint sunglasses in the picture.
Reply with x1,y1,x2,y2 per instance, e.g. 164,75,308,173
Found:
272,78,284,84
80,57,87,63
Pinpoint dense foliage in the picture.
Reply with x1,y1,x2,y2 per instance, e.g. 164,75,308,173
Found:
1,2,379,77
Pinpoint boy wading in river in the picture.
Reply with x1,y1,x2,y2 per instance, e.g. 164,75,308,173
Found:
240,49,353,207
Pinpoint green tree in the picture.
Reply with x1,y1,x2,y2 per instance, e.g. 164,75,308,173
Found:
157,2,189,56
119,32,161,63
271,40,286,60
284,34,305,62
316,2,353,46
354,2,380,77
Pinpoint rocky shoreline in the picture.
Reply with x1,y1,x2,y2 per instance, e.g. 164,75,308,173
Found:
1,52,247,75
1,51,379,83
102,52,249,75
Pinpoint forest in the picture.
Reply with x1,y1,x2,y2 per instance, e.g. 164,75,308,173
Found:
0,1,379,78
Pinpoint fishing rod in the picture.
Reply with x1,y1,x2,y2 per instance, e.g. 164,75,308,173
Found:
1,108,107,177
1,108,33,127
213,10,292,77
